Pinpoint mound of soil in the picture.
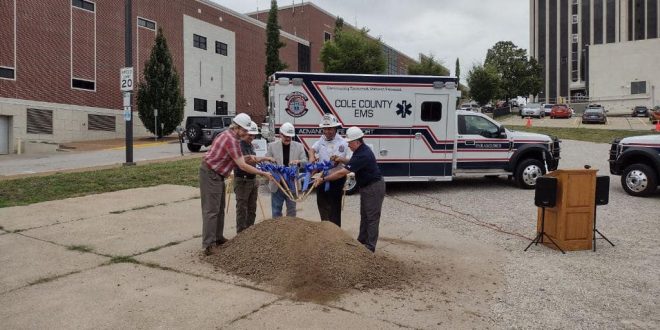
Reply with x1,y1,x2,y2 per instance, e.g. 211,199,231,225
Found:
207,217,410,302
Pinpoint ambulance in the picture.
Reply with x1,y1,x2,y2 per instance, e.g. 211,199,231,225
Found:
267,72,561,191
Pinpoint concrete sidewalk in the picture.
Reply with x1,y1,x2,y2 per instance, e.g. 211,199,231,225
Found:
0,137,203,179
0,184,503,329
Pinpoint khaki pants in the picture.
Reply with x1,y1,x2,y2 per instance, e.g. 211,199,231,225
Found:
199,163,226,248
234,177,258,233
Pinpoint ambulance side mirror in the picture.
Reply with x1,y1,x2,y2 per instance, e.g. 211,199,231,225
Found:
498,126,507,138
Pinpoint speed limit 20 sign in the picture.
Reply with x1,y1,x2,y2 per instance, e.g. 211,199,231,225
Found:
120,67,134,92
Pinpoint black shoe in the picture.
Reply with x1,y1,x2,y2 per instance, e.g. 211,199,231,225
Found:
215,237,228,246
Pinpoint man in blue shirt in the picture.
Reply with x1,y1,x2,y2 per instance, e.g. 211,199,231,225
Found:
315,126,385,252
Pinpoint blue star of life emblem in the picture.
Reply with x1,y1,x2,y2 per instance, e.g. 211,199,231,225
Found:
396,101,412,118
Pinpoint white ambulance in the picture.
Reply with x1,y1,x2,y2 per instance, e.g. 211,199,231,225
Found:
267,72,561,190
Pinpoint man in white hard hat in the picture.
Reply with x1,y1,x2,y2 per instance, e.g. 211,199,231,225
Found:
315,126,385,252
309,113,349,227
200,113,274,256
265,122,307,218
234,121,275,234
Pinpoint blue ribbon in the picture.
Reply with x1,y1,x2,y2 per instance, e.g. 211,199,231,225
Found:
257,160,335,192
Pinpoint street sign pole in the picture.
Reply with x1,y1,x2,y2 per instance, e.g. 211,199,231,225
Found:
123,0,135,166
154,109,158,142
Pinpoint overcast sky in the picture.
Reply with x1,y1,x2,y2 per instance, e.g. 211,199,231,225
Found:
212,0,529,80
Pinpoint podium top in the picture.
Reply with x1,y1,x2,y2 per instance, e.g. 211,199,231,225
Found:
547,168,599,176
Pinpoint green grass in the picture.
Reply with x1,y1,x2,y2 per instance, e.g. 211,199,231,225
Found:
0,158,200,208
507,125,655,144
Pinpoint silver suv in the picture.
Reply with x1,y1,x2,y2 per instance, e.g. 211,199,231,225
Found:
520,103,544,118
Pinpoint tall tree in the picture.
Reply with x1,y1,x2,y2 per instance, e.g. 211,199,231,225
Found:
263,0,287,103
320,27,386,74
484,41,528,101
137,28,185,138
466,64,500,106
407,53,450,76
455,58,461,84
519,57,543,100
334,17,344,37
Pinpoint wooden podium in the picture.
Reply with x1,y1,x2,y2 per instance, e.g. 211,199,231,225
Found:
537,169,597,251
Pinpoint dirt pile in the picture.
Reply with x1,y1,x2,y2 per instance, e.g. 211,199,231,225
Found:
207,217,410,302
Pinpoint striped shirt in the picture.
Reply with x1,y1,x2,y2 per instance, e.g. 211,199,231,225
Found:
204,129,242,177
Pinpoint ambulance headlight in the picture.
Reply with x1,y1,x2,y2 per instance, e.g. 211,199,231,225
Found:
278,78,290,85
444,82,457,89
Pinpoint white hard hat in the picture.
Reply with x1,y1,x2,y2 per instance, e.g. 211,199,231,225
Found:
247,121,259,135
280,122,296,137
319,114,341,128
345,126,364,142
233,113,252,130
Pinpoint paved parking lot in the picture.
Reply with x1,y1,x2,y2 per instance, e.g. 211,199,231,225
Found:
0,139,658,328
500,114,657,130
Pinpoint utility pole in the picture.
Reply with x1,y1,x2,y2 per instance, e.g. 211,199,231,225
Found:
124,0,135,165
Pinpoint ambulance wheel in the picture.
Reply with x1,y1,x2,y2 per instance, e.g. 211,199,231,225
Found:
621,164,657,197
516,159,545,189
187,143,202,152
345,176,358,195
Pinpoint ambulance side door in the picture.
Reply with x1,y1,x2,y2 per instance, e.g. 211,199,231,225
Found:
410,94,450,177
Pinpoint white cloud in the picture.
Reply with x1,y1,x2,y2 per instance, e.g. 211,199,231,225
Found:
211,0,529,79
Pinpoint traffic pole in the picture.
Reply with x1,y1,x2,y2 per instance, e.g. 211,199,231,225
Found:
124,0,135,166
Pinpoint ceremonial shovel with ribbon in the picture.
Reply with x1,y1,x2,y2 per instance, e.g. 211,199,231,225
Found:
258,160,335,202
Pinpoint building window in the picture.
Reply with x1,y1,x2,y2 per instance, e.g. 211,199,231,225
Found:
137,18,156,30
72,0,95,12
216,101,228,115
194,98,207,112
572,14,579,24
324,31,332,42
0,67,15,79
72,78,95,90
215,41,227,56
572,34,579,43
631,81,647,94
421,102,442,122
193,34,207,50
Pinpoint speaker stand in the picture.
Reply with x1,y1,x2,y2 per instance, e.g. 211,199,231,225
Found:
525,207,566,254
593,205,615,252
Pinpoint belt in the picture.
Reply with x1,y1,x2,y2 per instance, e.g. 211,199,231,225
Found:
235,173,256,179
204,162,225,180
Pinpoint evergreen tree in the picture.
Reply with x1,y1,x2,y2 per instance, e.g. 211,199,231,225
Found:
455,58,461,84
137,28,185,138
264,0,287,103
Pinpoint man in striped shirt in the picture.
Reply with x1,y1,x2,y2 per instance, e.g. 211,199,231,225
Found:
199,113,273,256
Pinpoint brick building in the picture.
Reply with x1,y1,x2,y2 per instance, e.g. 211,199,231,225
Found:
0,1,414,155
248,2,416,74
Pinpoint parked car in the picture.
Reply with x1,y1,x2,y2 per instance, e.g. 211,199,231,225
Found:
550,104,572,118
481,104,494,113
581,106,607,124
631,105,649,117
650,106,660,123
184,115,233,152
520,102,544,118
542,103,555,116
460,103,480,112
